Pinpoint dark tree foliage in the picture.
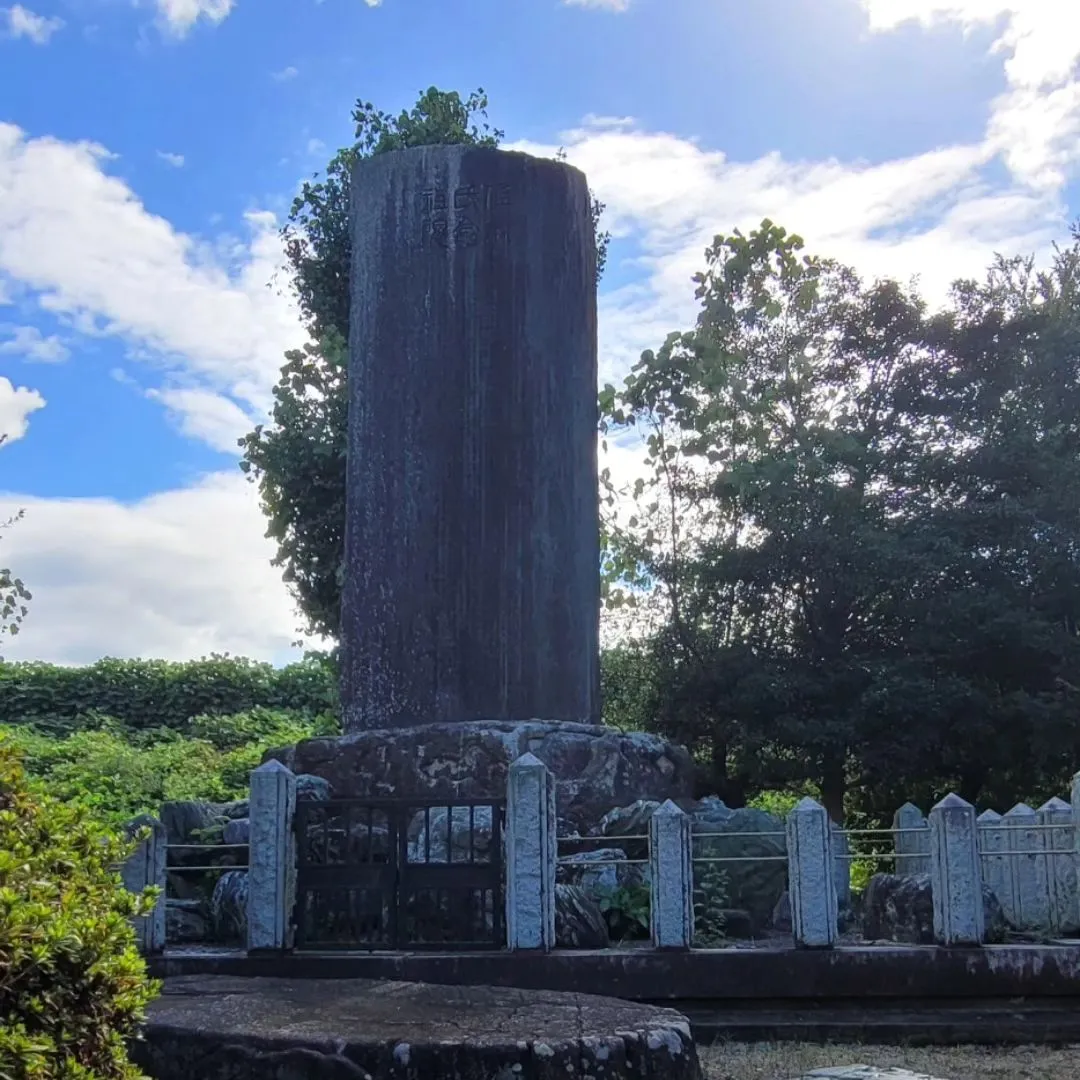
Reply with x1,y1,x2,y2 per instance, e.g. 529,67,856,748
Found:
241,88,609,640
600,221,1080,819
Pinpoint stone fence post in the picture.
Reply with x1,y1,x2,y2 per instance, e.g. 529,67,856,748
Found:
893,802,930,876
1000,802,1047,932
929,793,983,946
247,760,297,952
1072,772,1080,857
121,815,166,954
649,801,693,949
505,753,556,951
1038,796,1077,936
787,798,838,948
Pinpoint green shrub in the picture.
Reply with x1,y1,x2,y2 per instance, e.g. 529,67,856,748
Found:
0,654,338,735
0,740,159,1079
598,883,651,940
0,708,338,826
693,862,729,947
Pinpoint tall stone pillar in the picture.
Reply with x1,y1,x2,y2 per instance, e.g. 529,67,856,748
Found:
342,145,600,731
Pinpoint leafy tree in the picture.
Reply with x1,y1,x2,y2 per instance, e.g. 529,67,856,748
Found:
0,434,31,660
599,220,1080,820
0,740,159,1079
241,87,610,640
854,235,1080,814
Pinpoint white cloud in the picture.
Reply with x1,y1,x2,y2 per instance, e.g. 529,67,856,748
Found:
0,323,69,361
0,473,311,665
511,124,1058,386
562,0,629,9
272,65,298,81
2,4,64,44
153,0,234,36
0,377,45,444
156,150,185,168
145,386,253,453
363,0,382,7
861,1,1080,189
0,123,304,440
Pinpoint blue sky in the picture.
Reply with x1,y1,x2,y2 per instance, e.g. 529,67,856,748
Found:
1,0,1078,665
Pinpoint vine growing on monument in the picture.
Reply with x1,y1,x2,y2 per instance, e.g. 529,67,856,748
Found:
599,219,1080,821
0,434,31,661
240,87,611,641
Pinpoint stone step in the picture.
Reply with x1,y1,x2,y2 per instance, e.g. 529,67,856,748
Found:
678,998,1080,1045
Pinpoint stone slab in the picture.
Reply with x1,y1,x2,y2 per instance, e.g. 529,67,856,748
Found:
133,975,701,1080
791,1070,949,1079
266,719,694,832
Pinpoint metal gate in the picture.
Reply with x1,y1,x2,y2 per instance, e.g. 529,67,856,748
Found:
293,797,505,950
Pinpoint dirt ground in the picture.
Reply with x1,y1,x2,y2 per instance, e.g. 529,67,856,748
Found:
700,1041,1080,1079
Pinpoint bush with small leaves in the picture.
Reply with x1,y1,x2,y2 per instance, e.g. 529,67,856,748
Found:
0,740,160,1079
693,863,729,947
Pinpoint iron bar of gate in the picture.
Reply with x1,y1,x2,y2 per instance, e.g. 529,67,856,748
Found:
165,865,244,872
556,834,650,843
294,797,505,952
556,857,649,866
165,843,250,850
694,856,789,863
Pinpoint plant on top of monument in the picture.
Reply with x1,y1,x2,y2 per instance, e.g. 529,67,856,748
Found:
241,87,611,642
0,435,31,663
0,739,159,1079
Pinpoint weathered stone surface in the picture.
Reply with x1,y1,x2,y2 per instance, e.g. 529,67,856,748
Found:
222,818,250,846
788,797,838,948
211,870,249,944
342,145,601,734
267,720,694,833
600,799,662,848
717,908,754,939
131,976,701,1080
772,890,793,933
789,1070,951,1079
555,884,610,949
247,761,296,952
160,801,229,845
862,873,1006,945
295,773,332,802
929,793,984,946
166,899,208,944
602,795,788,933
558,847,643,894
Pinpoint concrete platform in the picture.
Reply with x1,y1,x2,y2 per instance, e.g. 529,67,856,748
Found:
148,943,1080,1001
131,975,701,1080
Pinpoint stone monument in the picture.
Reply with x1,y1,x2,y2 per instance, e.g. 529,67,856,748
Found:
269,145,694,830
342,144,599,730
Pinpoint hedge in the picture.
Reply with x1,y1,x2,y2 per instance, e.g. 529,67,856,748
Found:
0,654,338,734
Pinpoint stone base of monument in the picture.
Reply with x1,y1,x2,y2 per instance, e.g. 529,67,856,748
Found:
265,720,695,832
132,975,702,1080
